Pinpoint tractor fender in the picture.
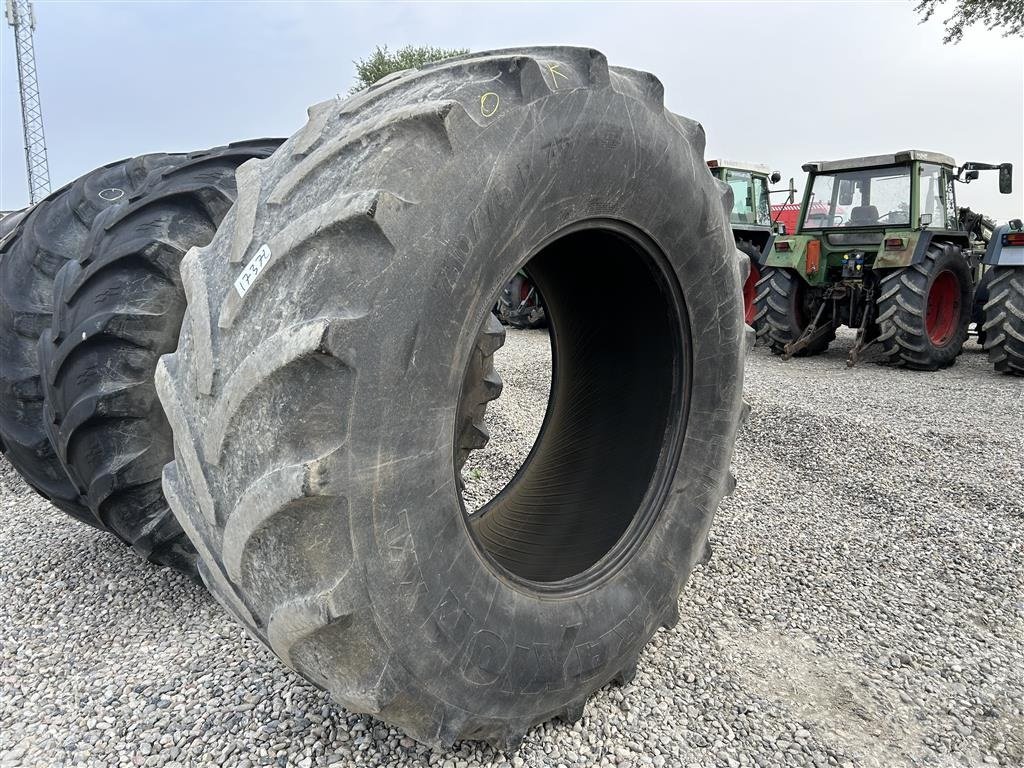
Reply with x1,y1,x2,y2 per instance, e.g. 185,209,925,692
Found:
983,223,1024,266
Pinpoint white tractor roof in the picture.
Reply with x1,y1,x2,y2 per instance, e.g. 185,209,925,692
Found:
802,150,956,173
707,159,773,175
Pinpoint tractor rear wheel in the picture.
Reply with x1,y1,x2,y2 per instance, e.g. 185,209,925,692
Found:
738,240,762,325
36,141,282,572
981,266,1024,375
752,266,834,356
155,48,746,749
875,242,971,371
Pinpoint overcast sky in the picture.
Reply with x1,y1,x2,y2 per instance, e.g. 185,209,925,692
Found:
2,1,1022,218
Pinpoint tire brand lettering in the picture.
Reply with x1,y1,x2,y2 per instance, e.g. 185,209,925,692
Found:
234,243,272,298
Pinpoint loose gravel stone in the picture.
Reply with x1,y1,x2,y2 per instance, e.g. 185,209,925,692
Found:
0,328,1021,767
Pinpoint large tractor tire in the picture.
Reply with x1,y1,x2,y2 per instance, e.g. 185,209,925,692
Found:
981,266,1024,375
737,240,762,325
752,266,834,356
156,48,746,749
876,242,971,371
35,141,283,572
0,155,181,522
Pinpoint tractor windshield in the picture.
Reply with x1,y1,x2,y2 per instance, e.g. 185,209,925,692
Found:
801,165,912,229
725,169,771,226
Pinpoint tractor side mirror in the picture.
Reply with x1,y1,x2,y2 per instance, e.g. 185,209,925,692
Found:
999,163,1013,194
964,170,979,182
770,171,782,184
838,180,855,206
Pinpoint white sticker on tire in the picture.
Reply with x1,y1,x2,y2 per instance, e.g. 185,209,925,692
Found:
234,243,272,298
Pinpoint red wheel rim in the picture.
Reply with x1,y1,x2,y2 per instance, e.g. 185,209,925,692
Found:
743,262,760,324
925,270,960,345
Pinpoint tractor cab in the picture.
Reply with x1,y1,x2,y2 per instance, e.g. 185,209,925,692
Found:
756,150,1012,369
708,160,784,323
769,151,1012,286
707,159,780,244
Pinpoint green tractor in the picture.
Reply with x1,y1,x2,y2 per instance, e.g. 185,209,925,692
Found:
706,160,785,323
752,150,1013,370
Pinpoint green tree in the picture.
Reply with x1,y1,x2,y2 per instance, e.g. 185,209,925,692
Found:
350,45,469,93
915,0,1024,43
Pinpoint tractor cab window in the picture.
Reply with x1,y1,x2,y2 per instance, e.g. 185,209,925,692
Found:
725,170,755,224
801,165,912,229
724,170,771,226
918,163,948,228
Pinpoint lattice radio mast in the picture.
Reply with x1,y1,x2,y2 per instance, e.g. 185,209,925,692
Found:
6,0,50,203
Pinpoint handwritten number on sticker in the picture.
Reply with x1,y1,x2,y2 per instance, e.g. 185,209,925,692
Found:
234,243,272,298
480,92,500,118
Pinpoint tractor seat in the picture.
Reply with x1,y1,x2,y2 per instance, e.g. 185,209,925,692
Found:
848,205,879,226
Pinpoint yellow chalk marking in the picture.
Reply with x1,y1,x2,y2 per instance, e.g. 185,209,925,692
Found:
480,92,500,118
547,63,569,85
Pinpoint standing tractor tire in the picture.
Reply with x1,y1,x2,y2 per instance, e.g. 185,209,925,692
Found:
0,155,181,522
981,266,1024,375
875,242,972,371
752,266,834,356
156,47,746,749
35,141,283,573
737,240,762,325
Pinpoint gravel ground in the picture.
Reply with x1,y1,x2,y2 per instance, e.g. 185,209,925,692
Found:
1,328,1021,768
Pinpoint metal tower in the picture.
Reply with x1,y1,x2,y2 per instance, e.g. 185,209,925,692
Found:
6,0,50,203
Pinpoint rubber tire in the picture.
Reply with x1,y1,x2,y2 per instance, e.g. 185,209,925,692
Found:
36,141,283,572
156,48,745,749
972,268,992,348
875,242,971,371
981,266,1024,375
0,155,181,521
737,240,761,325
752,266,834,356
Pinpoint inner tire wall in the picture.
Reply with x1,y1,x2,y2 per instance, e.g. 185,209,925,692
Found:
37,141,283,571
473,227,683,583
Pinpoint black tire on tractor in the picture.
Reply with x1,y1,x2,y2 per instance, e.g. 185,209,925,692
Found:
36,141,284,573
875,242,972,371
972,268,993,348
0,155,181,522
155,48,746,749
752,266,834,356
737,240,762,326
981,266,1024,375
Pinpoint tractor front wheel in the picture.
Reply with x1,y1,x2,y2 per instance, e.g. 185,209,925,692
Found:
875,242,971,371
981,266,1024,375
752,266,834,356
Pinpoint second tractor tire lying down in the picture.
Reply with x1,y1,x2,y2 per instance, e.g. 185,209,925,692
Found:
155,47,748,748
0,142,284,572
